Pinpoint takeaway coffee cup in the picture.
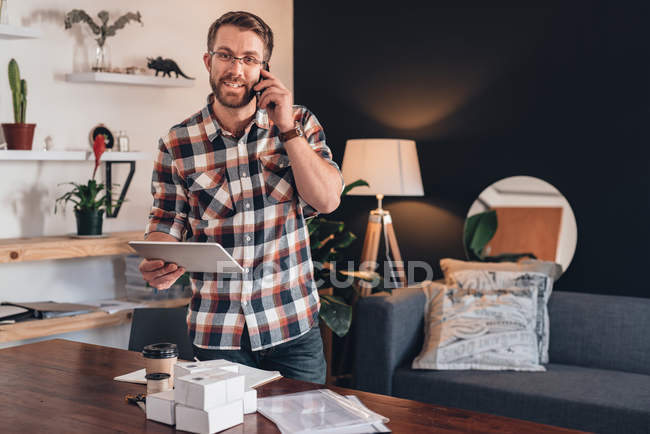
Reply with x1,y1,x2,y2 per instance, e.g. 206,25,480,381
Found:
145,372,172,394
142,343,178,386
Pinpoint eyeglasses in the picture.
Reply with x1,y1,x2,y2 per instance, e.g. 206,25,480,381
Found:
208,51,266,67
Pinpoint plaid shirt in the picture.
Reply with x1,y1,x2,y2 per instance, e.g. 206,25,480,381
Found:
145,93,343,351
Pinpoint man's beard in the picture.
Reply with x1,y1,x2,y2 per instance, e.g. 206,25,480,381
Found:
210,74,256,109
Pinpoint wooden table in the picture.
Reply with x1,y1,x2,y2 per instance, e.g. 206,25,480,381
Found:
0,339,583,433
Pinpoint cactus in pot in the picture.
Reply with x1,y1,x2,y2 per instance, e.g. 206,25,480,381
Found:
2,58,36,150
9,59,27,123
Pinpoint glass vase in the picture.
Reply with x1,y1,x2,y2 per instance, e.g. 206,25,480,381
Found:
93,44,108,72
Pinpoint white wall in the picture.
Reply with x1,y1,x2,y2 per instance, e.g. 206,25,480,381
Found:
0,0,293,349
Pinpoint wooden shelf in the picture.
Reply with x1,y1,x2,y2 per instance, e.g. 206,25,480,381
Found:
0,24,42,40
0,150,151,161
0,297,190,343
66,72,195,88
0,230,143,264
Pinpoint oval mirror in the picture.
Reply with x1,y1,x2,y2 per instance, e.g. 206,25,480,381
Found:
466,176,577,277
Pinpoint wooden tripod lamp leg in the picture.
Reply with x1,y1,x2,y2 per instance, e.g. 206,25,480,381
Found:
382,213,406,287
357,213,382,296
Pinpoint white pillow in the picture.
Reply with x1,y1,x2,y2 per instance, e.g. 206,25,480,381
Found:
412,281,544,371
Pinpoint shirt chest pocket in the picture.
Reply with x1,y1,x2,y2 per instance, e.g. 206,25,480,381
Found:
186,168,236,219
260,153,295,204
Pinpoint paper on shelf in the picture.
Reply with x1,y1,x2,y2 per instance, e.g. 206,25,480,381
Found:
84,299,146,314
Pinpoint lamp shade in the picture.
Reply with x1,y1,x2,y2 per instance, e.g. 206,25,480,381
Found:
341,139,424,196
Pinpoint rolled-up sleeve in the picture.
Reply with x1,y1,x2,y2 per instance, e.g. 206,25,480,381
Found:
144,135,189,240
297,108,345,218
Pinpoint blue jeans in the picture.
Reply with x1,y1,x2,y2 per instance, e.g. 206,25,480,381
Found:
192,324,327,384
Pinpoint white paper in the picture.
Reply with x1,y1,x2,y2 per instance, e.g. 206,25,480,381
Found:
84,299,146,314
114,360,281,389
113,368,147,384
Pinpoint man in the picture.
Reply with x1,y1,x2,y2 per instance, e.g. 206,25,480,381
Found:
139,11,343,384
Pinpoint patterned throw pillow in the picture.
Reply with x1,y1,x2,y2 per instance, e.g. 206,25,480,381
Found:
440,258,562,283
412,281,544,371
446,269,554,364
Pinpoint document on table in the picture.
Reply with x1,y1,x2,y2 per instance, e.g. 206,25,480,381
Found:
114,361,282,389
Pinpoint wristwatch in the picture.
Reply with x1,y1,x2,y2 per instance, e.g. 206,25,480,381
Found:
278,123,304,142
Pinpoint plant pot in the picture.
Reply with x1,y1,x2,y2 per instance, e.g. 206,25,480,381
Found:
1,123,36,150
74,209,104,236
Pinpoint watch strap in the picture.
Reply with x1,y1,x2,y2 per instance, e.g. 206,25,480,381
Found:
279,124,303,142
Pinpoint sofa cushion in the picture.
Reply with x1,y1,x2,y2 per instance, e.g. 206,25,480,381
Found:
412,282,544,371
444,270,554,364
440,258,563,282
548,291,650,375
393,364,650,433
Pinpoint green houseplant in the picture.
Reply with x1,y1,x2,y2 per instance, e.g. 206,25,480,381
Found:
2,58,36,150
310,179,389,337
54,135,123,236
463,209,536,262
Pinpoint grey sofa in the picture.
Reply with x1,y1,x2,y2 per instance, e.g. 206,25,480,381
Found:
354,287,650,433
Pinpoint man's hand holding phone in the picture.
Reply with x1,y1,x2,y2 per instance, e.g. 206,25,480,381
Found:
254,66,295,133
138,232,186,290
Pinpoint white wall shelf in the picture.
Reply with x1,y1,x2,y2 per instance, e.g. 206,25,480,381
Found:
0,150,151,218
66,72,195,88
0,24,42,40
0,150,151,161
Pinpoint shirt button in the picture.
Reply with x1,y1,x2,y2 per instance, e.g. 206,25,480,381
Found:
245,235,251,242
244,267,250,273
241,172,248,177
245,202,251,209
242,300,248,307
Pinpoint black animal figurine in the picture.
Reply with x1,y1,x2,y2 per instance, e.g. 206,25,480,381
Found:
146,57,194,79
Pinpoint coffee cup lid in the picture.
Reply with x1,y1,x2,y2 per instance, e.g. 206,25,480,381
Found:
145,373,171,381
142,342,178,359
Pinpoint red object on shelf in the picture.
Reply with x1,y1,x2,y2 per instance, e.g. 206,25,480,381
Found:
92,134,106,179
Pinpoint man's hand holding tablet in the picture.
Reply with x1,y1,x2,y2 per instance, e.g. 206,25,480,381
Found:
138,232,186,290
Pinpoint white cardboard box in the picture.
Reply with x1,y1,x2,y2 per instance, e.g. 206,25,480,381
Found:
175,400,243,434
145,389,176,425
243,387,257,414
174,359,239,379
175,369,245,410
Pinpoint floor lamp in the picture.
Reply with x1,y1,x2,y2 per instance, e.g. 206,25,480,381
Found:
341,139,424,296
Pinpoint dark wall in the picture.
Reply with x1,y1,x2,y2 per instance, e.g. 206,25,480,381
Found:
294,2,649,297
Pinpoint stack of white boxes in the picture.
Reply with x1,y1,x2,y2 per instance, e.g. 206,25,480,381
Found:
146,359,258,433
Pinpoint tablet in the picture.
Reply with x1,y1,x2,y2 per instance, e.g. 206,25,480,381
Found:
128,241,244,274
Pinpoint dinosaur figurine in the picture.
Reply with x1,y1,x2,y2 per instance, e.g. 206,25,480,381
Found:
147,57,195,79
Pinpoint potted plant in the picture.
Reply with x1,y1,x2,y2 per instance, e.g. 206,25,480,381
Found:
310,179,389,338
2,59,36,150
64,9,143,72
54,135,123,236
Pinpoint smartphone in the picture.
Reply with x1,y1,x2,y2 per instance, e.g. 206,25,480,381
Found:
256,63,274,109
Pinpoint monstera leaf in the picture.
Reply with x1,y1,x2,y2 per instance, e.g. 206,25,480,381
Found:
463,209,536,262
319,295,352,337
464,210,497,260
